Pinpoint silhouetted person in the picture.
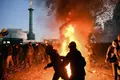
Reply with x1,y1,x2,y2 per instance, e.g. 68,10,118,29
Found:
0,44,6,80
34,43,39,64
44,45,68,80
25,42,34,68
115,34,120,80
105,40,117,80
22,44,28,65
13,44,22,66
6,45,14,69
64,41,86,80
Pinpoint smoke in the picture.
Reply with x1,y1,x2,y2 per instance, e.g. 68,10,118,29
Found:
33,0,44,6
51,0,102,45
44,0,103,21
33,0,104,20
33,0,104,44
30,0,60,40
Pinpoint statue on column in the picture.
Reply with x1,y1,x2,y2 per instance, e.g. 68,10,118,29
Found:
0,28,8,38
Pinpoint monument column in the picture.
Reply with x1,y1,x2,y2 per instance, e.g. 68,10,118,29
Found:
27,0,35,40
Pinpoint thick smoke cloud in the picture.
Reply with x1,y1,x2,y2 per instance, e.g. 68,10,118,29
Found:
33,0,103,43
43,0,103,44
45,0,104,21
33,0,103,21
33,0,104,44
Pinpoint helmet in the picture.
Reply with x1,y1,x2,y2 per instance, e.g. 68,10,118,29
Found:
68,41,76,48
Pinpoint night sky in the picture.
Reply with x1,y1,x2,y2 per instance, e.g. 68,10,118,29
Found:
0,0,59,41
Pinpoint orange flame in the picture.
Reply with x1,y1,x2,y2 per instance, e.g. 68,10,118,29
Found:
58,10,91,79
59,23,83,79
65,63,71,78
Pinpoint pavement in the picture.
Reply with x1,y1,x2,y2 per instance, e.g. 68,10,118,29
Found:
7,61,113,80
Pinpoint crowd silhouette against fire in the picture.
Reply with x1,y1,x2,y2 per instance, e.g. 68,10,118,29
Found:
0,42,49,80
1,34,120,80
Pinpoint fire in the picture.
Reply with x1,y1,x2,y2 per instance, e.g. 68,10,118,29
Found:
60,24,74,78
60,24,75,56
59,12,88,79
60,23,83,79
65,63,71,78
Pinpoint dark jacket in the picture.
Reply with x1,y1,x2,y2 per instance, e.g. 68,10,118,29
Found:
46,50,62,72
45,49,68,80
65,49,86,77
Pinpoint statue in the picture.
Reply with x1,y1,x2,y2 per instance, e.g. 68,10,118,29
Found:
0,28,8,38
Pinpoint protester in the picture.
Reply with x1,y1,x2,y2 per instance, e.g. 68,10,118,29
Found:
44,45,68,80
105,40,117,80
114,34,120,80
13,44,22,67
6,45,14,69
64,41,86,80
34,43,39,64
0,44,6,80
25,42,34,68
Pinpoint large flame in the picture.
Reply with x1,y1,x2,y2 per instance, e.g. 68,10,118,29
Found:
59,23,83,79
60,24,75,56
58,10,92,79
61,24,74,78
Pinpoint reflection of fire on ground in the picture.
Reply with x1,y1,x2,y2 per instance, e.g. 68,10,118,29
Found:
8,63,113,80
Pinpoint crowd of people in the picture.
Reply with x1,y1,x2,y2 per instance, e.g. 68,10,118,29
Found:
0,42,48,80
3,36,120,80
0,41,86,80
